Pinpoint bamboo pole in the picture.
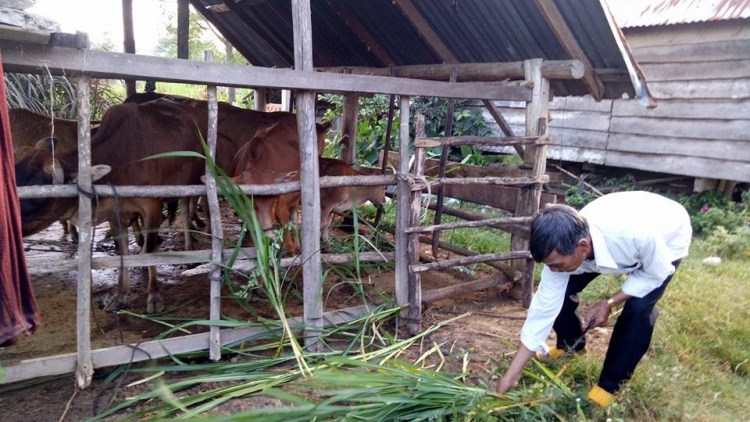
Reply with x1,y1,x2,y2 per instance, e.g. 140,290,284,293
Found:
423,201,529,238
292,0,323,351
417,235,522,282
410,251,531,273
408,115,426,334
204,51,223,361
415,135,551,148
405,216,532,234
421,274,512,303
16,175,398,199
431,68,457,258
74,73,93,389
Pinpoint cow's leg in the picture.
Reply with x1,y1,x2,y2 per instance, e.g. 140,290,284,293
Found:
190,196,206,229
179,197,192,251
142,204,164,314
107,219,132,310
275,202,297,255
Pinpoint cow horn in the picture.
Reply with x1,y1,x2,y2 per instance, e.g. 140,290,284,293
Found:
52,160,65,185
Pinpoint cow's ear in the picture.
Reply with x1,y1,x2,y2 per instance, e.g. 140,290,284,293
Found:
35,137,59,152
90,165,111,182
275,171,299,183
71,164,111,184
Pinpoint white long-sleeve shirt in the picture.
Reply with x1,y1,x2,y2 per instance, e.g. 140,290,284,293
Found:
519,191,692,353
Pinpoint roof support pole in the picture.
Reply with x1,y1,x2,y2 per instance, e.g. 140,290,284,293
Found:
177,0,190,59
510,59,550,307
341,83,358,165
121,0,135,96
291,0,323,351
74,71,93,389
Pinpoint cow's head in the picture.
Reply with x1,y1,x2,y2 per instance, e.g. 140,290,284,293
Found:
230,168,299,239
15,140,111,236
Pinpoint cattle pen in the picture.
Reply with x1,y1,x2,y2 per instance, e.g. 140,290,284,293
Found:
0,0,647,390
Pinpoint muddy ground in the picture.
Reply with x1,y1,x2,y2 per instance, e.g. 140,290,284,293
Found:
0,204,612,421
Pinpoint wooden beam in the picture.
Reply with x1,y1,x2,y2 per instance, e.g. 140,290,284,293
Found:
482,99,524,155
316,60,585,81
421,275,512,303
177,0,190,59
415,135,550,148
392,0,458,62
326,0,394,65
395,95,411,308
532,0,604,100
410,251,531,273
405,216,533,234
0,42,533,101
121,0,136,96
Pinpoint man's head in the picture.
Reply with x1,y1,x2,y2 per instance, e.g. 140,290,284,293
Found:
530,204,592,272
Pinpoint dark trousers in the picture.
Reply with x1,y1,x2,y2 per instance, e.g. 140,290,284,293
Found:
552,260,682,393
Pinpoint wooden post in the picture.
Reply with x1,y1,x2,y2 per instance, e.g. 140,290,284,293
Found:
511,59,550,307
74,73,93,389
291,0,323,351
395,95,411,308
408,115,426,334
204,51,223,361
121,0,136,96
431,68,457,257
253,88,267,111
281,89,292,112
225,41,236,104
341,74,359,165
177,0,190,60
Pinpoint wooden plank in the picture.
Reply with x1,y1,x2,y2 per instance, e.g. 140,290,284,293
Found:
641,60,750,82
482,106,612,132
441,184,559,214
604,151,750,183
1,304,376,384
532,0,604,99
428,175,549,188
610,116,750,141
633,40,750,63
545,145,607,165
410,251,531,273
0,24,50,44
646,80,750,100
26,248,259,275
74,75,94,389
392,0,458,62
317,60,585,81
0,42,532,101
407,117,425,334
623,21,750,49
607,133,750,163
341,90,358,165
612,98,750,120
177,0,190,59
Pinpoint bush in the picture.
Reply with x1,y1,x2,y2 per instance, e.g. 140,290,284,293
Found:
701,226,750,259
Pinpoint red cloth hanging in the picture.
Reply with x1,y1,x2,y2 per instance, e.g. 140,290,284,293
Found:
0,51,41,347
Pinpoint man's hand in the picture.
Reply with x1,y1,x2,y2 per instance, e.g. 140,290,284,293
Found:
583,300,610,328
494,373,519,395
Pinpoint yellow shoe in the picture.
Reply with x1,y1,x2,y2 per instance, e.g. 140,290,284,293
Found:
535,346,585,361
587,385,614,407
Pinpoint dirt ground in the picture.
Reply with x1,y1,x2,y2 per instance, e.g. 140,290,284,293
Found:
0,205,612,422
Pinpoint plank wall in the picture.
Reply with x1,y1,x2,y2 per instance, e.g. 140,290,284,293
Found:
481,20,750,183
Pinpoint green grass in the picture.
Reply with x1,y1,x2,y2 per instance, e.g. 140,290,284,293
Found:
534,240,750,421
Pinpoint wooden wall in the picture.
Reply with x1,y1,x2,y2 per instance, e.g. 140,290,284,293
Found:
481,20,750,183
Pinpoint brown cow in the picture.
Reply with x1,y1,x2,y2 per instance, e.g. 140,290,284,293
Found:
10,109,101,241
318,158,386,251
229,122,328,254
15,99,209,313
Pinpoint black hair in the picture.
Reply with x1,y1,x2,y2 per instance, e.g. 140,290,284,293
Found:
529,204,589,262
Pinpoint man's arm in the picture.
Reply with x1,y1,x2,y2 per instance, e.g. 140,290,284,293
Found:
494,344,535,394
584,289,632,328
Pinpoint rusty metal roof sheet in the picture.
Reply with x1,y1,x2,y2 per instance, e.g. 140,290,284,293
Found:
190,0,646,101
607,0,750,28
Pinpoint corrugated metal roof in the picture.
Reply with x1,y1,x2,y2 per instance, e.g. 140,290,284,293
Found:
606,0,750,28
190,0,645,100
